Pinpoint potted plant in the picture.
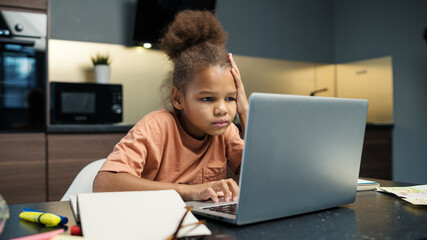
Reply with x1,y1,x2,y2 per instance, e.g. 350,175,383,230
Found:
91,53,111,84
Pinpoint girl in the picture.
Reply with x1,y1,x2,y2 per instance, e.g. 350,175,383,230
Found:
93,10,248,203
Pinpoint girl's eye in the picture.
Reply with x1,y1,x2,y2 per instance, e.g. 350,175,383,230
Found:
201,97,213,101
226,97,236,101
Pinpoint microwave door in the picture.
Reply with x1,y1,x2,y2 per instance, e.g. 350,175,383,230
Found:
60,91,96,123
50,82,122,124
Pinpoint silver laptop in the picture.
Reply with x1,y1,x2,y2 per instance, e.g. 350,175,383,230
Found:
186,93,368,225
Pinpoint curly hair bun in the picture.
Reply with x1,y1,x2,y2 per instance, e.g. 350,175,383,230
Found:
160,10,227,60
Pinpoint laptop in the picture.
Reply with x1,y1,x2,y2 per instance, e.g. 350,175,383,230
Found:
186,92,368,225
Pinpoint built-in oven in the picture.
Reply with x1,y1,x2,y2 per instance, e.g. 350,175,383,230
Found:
0,10,47,132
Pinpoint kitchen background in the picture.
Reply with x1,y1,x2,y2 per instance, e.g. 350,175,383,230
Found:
0,0,426,203
49,0,426,184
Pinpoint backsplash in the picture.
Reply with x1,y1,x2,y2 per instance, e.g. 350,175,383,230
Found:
48,39,393,125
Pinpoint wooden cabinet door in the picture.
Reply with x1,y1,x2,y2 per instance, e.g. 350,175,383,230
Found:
0,133,46,204
0,0,47,12
359,128,392,180
47,133,125,201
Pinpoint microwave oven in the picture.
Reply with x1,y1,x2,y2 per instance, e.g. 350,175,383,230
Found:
50,82,122,124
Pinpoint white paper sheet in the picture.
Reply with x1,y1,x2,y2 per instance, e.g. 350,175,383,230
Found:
69,195,79,222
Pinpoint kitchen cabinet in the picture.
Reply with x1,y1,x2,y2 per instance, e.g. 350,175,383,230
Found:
336,56,393,124
47,133,125,201
0,125,392,204
359,126,393,180
0,133,46,204
0,0,47,12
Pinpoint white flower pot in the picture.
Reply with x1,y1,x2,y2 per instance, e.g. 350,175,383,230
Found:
94,64,110,84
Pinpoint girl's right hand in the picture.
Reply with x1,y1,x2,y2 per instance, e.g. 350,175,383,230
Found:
228,53,248,135
186,178,239,203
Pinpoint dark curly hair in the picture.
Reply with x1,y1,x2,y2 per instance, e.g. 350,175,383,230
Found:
159,10,230,110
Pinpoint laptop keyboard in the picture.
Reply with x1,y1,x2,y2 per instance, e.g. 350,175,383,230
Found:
203,203,237,215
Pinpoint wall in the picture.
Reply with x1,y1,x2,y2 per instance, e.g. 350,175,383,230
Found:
334,0,427,183
48,40,334,124
48,0,337,125
49,0,335,63
48,39,393,133
215,0,335,63
48,40,169,124
49,0,136,46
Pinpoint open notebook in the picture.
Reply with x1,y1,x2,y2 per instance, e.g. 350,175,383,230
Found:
70,190,210,240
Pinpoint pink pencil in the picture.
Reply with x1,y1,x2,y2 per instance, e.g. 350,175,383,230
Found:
9,228,65,240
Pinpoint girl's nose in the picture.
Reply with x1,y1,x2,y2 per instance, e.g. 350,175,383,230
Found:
214,101,227,116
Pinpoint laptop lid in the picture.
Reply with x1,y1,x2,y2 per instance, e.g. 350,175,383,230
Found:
188,93,368,225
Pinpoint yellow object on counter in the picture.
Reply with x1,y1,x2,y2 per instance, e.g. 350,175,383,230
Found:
19,211,62,227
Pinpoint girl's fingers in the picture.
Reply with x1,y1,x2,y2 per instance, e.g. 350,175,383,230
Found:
231,68,241,86
229,53,240,74
229,54,243,89
228,180,239,201
210,179,239,202
204,187,219,203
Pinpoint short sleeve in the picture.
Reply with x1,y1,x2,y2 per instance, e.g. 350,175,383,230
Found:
99,129,148,177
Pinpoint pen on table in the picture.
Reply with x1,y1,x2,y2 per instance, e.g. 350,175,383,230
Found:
20,208,68,227
22,208,69,225
9,228,64,240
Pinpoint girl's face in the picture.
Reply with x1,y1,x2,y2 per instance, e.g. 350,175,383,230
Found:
172,65,237,139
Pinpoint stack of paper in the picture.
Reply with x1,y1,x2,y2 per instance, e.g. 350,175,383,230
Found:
378,185,427,205
74,190,211,240
357,179,380,191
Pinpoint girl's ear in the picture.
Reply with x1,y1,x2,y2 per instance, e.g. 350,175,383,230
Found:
171,87,183,110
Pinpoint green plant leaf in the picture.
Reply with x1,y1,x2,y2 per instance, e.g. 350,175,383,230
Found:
91,53,111,65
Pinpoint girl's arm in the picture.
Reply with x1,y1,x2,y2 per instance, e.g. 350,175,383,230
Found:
93,171,239,203
229,53,248,136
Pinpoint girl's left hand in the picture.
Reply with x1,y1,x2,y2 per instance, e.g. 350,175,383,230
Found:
229,53,249,134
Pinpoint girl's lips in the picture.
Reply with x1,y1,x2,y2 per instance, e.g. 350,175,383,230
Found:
212,120,229,127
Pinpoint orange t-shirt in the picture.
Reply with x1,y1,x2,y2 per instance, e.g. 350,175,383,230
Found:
99,109,243,184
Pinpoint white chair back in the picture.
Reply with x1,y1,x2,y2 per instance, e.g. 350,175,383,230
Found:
60,158,106,201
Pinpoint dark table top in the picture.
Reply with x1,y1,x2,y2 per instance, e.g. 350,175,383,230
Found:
1,179,426,240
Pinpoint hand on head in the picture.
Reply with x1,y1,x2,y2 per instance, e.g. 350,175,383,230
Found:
228,53,249,135
228,53,248,114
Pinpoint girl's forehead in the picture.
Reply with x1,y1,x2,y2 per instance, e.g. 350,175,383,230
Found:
191,65,233,87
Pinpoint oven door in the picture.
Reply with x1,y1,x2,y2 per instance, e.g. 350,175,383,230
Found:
0,39,46,131
0,10,47,132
